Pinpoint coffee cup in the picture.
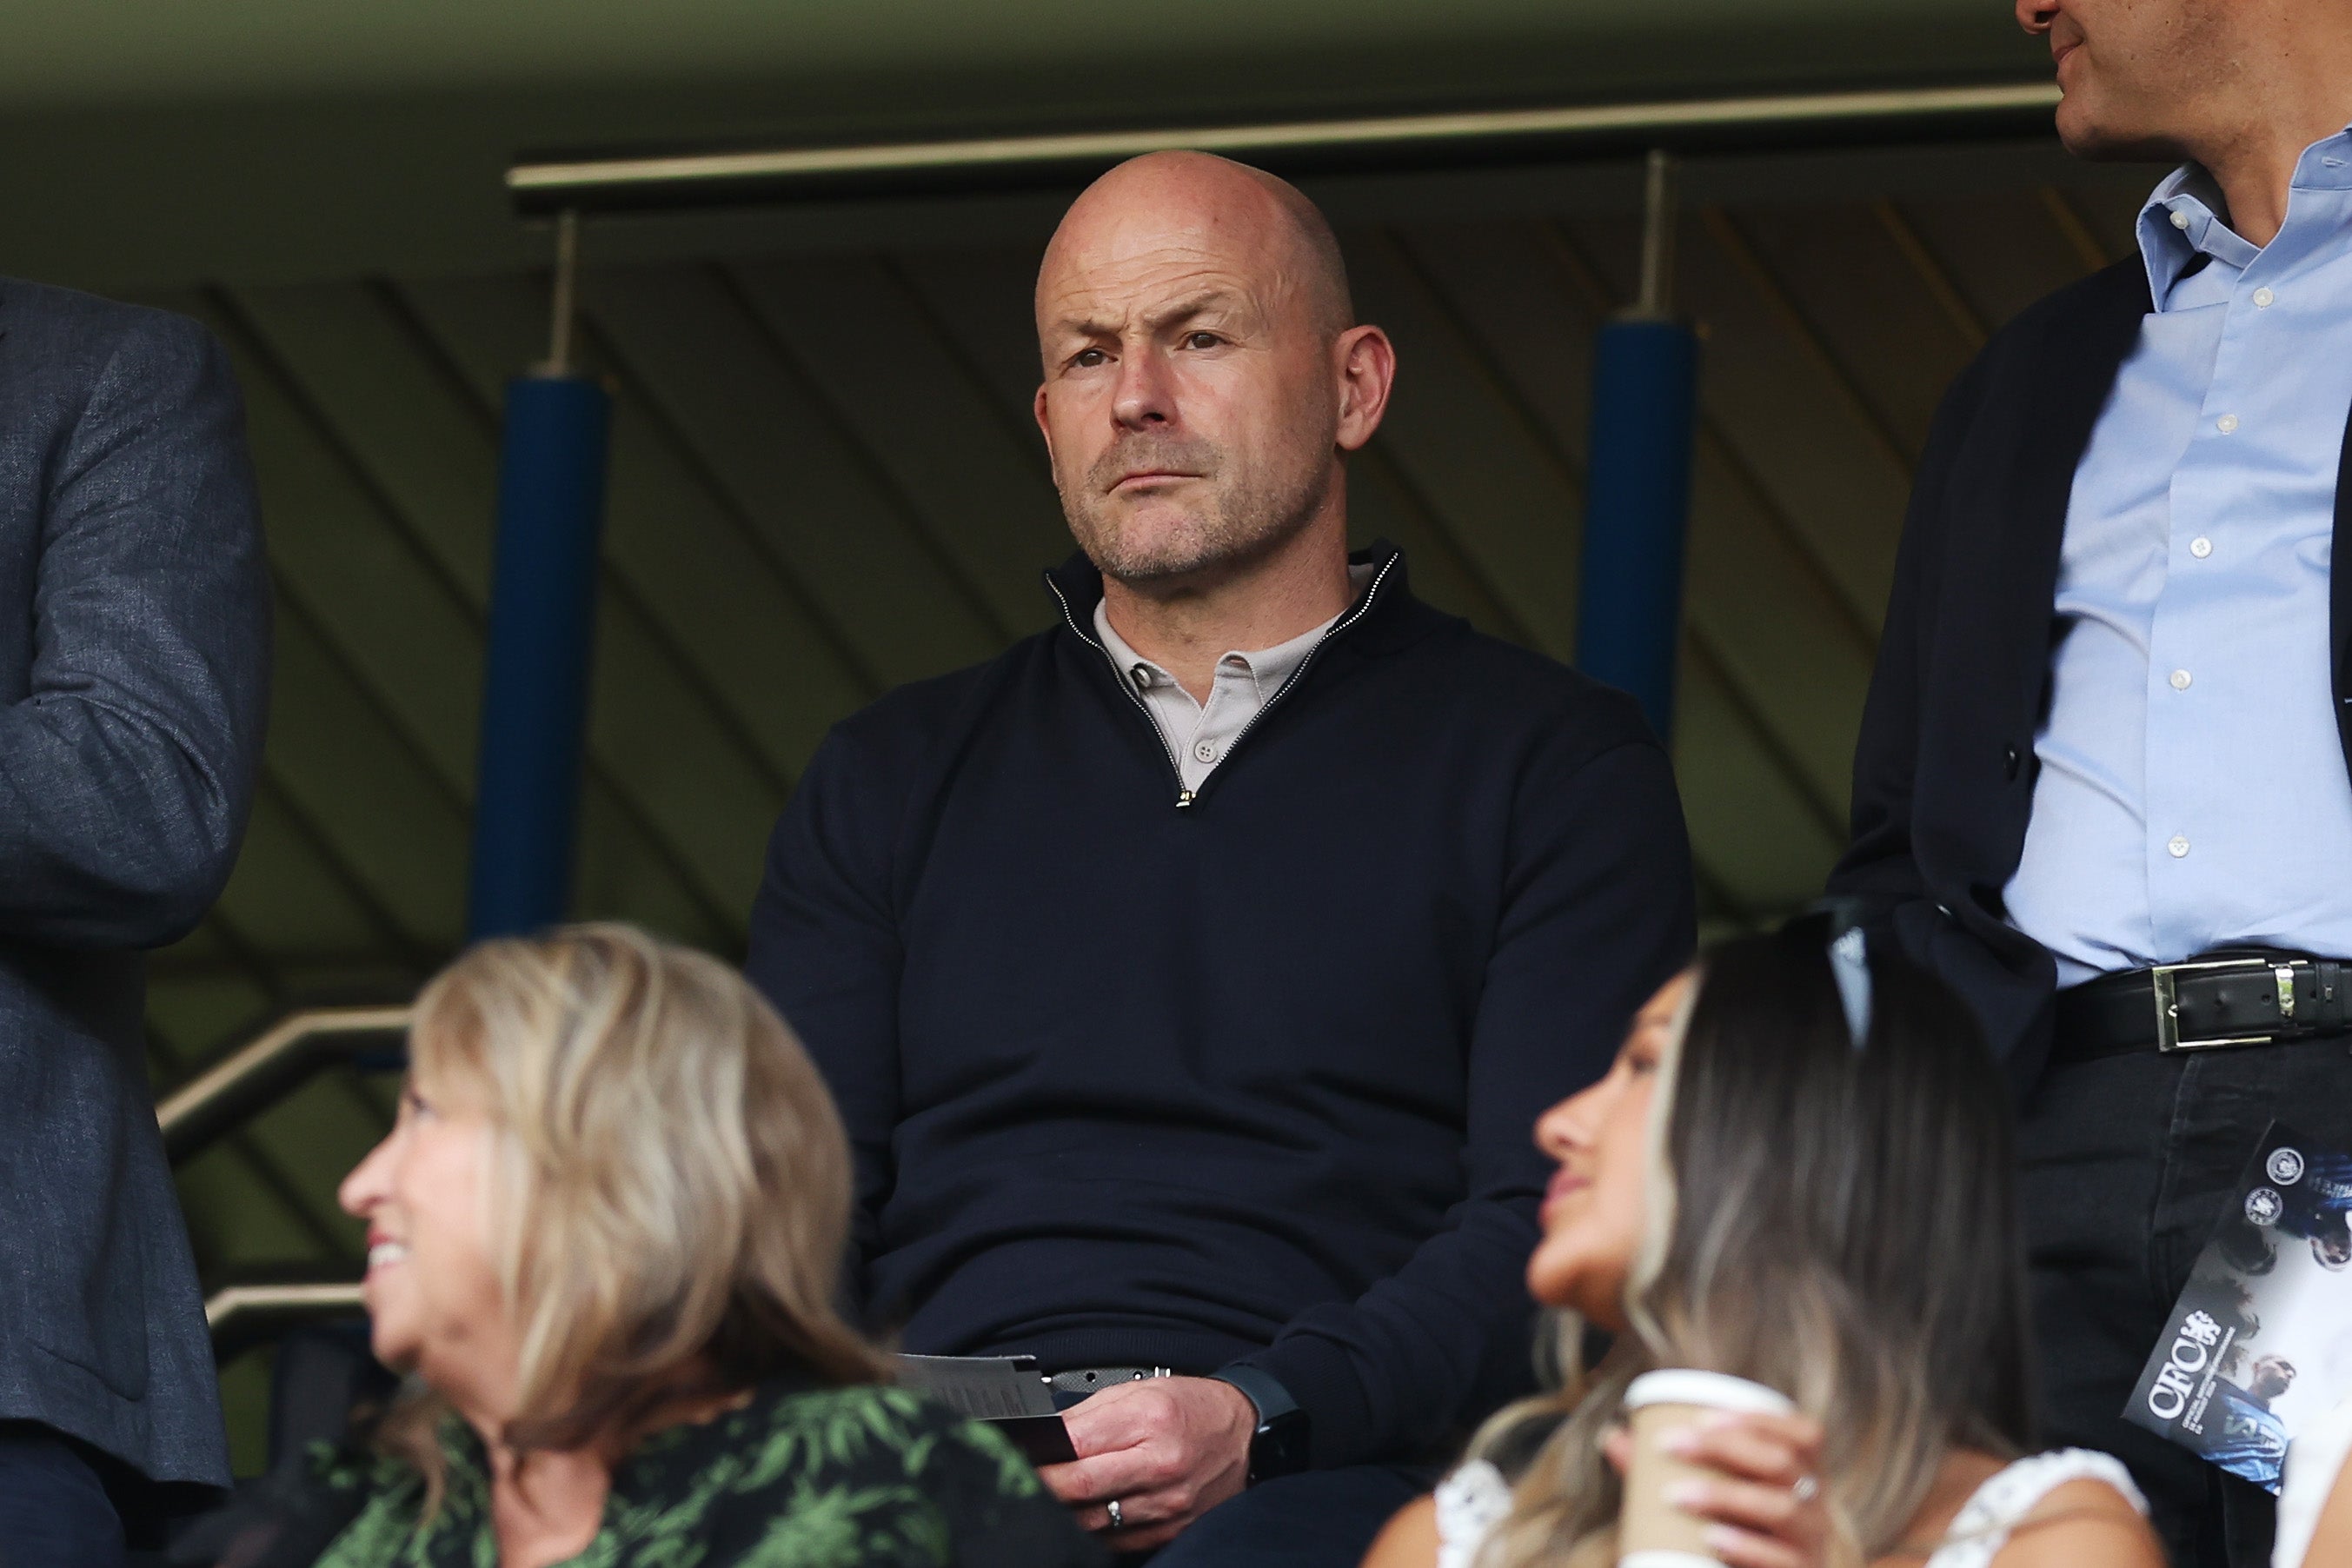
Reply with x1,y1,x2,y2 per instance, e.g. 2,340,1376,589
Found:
1618,1368,1800,1568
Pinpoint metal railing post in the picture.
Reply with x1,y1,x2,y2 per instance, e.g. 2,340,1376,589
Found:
1574,149,1700,741
468,209,613,940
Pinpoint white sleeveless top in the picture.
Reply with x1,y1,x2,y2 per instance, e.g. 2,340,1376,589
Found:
1432,1447,2146,1568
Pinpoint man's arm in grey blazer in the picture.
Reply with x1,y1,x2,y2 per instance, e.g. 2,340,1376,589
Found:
0,306,270,948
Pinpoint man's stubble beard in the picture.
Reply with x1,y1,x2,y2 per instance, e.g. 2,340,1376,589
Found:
2058,0,2242,163
1061,425,1338,588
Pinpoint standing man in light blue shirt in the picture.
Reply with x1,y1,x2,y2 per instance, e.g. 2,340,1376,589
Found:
2003,156,2352,982
1827,2,2352,1562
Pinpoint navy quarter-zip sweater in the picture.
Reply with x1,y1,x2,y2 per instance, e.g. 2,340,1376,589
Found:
746,545,1695,1466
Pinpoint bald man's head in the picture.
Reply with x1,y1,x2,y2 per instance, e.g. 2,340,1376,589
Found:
1037,152,1355,343
1030,150,1392,590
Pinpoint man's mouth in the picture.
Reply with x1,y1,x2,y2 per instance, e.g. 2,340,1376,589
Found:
367,1238,410,1271
1112,469,1197,491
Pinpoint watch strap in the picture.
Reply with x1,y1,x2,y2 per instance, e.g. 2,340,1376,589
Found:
1210,1364,1311,1483
1209,1364,1299,1425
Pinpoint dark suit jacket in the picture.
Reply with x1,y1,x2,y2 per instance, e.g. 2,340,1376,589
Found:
0,279,270,1489
1829,258,2352,1087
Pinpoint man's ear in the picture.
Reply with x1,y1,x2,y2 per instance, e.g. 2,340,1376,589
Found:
1332,325,1397,453
1033,382,1057,462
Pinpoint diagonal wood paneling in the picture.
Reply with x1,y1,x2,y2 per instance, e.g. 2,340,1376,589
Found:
1355,219,1855,914
723,256,1069,639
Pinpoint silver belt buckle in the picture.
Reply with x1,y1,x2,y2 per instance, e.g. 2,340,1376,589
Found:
2151,957,2290,1052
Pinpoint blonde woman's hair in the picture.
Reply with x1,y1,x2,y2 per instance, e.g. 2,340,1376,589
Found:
380,923,887,1506
1465,917,2034,1568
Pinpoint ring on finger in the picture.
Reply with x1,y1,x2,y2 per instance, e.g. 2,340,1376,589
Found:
1791,1475,1819,1504
1106,1498,1124,1531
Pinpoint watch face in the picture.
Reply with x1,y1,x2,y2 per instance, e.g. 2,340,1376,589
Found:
1250,1412,1312,1483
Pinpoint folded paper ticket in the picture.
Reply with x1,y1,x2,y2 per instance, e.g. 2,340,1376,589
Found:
894,1352,1079,1465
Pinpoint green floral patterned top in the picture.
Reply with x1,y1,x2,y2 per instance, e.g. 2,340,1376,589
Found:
305,1379,1106,1568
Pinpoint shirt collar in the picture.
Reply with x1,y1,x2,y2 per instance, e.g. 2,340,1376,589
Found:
2139,126,2352,308
1092,561,1372,702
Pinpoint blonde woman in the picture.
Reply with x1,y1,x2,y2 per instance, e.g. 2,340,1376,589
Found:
269,926,1100,1568
1364,919,2163,1568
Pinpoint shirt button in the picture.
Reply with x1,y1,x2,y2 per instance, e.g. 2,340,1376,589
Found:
2255,287,2277,308
2170,209,2190,229
2168,834,2191,859
2190,536,2213,558
1193,740,1218,763
1130,666,1152,689
2169,668,2193,690
2216,414,2240,434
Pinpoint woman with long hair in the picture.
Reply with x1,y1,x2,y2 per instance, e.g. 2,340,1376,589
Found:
1365,917,2161,1568
250,924,1098,1568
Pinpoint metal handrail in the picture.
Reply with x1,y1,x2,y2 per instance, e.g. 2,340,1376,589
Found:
159,1005,413,1166
206,1280,368,1362
508,80,2063,215
207,1281,367,1332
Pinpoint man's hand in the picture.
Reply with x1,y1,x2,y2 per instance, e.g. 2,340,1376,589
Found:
1036,1375,1258,1550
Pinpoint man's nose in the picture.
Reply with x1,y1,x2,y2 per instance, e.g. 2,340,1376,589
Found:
2016,0,2058,36
1110,346,1176,430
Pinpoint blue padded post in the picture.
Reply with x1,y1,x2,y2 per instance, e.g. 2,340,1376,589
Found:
466,372,611,940
1574,314,1699,741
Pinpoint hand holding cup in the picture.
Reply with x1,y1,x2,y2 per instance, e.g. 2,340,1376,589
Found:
1611,1370,1828,1568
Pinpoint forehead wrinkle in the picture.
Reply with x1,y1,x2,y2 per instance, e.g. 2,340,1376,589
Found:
1040,254,1267,342
1141,289,1251,331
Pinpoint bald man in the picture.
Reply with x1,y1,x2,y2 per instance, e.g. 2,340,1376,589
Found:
747,153,1694,1565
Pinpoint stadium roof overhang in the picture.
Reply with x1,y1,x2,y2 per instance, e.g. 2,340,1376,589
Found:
0,0,2053,289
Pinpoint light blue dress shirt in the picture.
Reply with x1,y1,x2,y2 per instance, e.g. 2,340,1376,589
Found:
2005,134,2352,987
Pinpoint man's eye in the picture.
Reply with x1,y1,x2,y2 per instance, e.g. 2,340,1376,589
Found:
1072,349,1110,369
1184,331,1221,349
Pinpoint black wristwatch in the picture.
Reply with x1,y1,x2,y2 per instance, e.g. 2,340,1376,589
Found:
1209,1365,1312,1484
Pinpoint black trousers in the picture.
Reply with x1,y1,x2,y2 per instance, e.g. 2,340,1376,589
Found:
2020,1031,2352,1568
1134,1464,1435,1567
0,1422,125,1568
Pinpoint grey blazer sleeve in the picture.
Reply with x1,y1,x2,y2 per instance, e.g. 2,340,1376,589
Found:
0,309,269,947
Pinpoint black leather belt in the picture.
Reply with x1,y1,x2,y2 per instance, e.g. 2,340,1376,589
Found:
1042,1365,1173,1410
2052,951,2352,1064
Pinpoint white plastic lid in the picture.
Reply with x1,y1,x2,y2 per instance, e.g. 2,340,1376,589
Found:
1624,1369,1797,1417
